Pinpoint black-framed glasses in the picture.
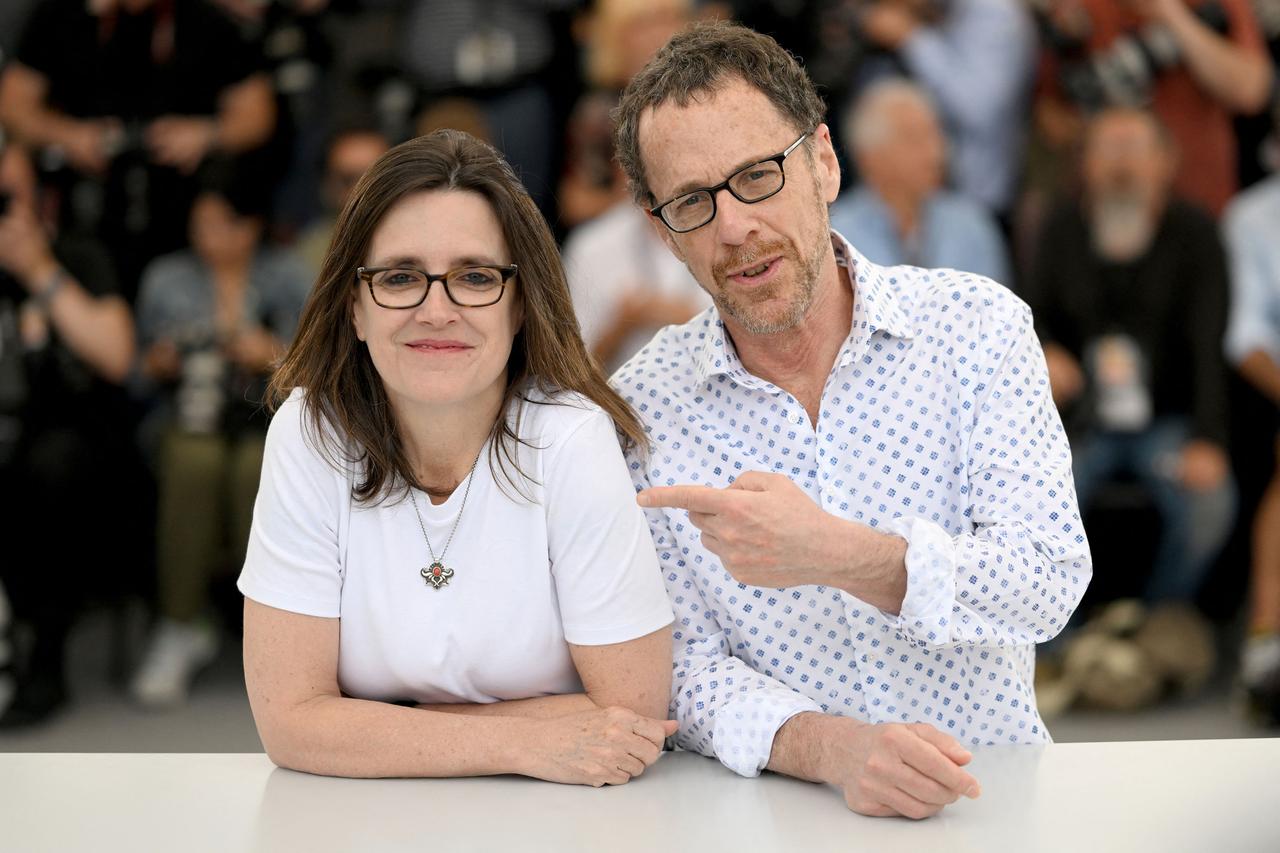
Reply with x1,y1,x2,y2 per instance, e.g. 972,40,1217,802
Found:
649,132,810,233
356,264,518,309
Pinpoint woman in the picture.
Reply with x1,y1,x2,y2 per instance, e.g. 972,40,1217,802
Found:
132,164,312,708
238,130,676,784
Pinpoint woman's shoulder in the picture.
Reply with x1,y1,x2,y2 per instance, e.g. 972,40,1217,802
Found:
269,388,357,476
516,383,609,434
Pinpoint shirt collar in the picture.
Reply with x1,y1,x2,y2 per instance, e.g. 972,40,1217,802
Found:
834,229,915,344
692,229,915,383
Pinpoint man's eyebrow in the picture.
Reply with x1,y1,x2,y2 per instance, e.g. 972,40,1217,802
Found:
667,151,776,199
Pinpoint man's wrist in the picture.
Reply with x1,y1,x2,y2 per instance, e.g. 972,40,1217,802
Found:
26,261,66,308
818,518,909,614
23,255,59,289
770,711,861,784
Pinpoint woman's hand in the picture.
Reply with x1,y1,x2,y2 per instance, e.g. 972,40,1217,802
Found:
522,706,677,787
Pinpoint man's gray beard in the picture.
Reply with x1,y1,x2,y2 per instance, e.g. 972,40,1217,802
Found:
701,213,829,336
1090,190,1158,263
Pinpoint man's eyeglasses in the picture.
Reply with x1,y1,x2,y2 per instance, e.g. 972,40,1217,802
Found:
356,264,517,309
649,132,810,233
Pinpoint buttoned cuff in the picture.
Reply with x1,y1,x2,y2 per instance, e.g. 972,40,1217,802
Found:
710,687,823,778
884,515,958,646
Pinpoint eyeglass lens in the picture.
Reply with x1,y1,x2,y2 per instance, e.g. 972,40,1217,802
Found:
368,267,506,308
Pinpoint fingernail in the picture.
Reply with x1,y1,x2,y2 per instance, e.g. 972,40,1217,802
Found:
636,492,651,507
966,785,981,798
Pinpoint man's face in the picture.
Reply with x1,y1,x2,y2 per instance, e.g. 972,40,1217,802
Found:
857,98,945,203
325,133,390,214
638,78,841,336
1081,112,1173,261
1082,112,1172,205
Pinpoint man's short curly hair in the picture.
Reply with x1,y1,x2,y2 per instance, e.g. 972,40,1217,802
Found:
612,20,826,207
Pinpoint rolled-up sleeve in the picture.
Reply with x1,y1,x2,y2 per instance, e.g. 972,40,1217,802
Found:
629,450,822,777
877,300,1092,647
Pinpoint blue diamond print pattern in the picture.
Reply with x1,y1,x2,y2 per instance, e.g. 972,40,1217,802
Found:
611,233,1092,778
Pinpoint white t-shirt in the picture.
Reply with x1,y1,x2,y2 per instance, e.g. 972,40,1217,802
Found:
237,386,674,705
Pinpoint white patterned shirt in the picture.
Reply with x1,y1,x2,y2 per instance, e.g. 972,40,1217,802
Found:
612,231,1092,777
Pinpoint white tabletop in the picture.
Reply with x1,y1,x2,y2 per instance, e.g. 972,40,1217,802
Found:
3,740,1278,853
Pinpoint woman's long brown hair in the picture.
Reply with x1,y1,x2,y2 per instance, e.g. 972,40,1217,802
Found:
269,129,648,504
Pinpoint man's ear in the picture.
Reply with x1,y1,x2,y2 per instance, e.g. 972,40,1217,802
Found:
810,122,842,205
645,205,686,263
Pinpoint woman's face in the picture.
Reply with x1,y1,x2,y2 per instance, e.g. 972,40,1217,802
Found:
352,189,523,419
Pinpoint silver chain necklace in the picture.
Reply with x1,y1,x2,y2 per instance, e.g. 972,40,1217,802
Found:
408,449,482,590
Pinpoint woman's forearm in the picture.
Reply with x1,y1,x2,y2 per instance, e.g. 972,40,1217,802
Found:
418,693,598,718
259,693,540,778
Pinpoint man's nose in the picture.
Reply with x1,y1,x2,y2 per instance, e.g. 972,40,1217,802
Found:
711,188,759,246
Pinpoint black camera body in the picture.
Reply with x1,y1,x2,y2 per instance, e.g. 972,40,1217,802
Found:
1059,0,1230,110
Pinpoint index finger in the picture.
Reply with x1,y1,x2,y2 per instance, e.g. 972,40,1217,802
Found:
637,485,733,513
901,731,981,798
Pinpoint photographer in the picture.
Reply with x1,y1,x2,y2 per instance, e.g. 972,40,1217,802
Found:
0,0,276,300
1034,0,1272,216
852,0,1037,220
129,161,310,709
0,140,138,727
1025,107,1236,605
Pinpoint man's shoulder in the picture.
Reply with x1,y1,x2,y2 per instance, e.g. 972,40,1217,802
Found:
138,251,203,301
609,309,716,396
881,259,1029,332
1224,175,1280,236
930,191,999,232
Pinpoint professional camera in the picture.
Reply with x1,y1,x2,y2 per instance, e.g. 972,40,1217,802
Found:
1057,1,1230,110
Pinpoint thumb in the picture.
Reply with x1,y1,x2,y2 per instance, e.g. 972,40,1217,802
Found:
662,719,679,736
728,470,773,492
916,724,972,765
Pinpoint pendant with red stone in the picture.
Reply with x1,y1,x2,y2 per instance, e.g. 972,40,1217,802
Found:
421,560,454,590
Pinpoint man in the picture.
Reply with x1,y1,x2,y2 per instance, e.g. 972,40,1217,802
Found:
0,139,138,726
829,78,1010,284
1223,157,1280,721
1034,0,1271,217
854,0,1036,218
1026,106,1234,604
565,199,710,371
296,126,390,277
0,0,276,299
611,22,1091,818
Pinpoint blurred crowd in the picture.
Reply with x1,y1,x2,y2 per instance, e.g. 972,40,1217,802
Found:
0,0,1278,730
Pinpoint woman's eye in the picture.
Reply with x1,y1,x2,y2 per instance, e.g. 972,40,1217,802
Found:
381,271,420,287
458,271,499,286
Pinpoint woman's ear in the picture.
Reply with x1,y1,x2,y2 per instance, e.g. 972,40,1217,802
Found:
351,291,367,342
513,292,526,333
